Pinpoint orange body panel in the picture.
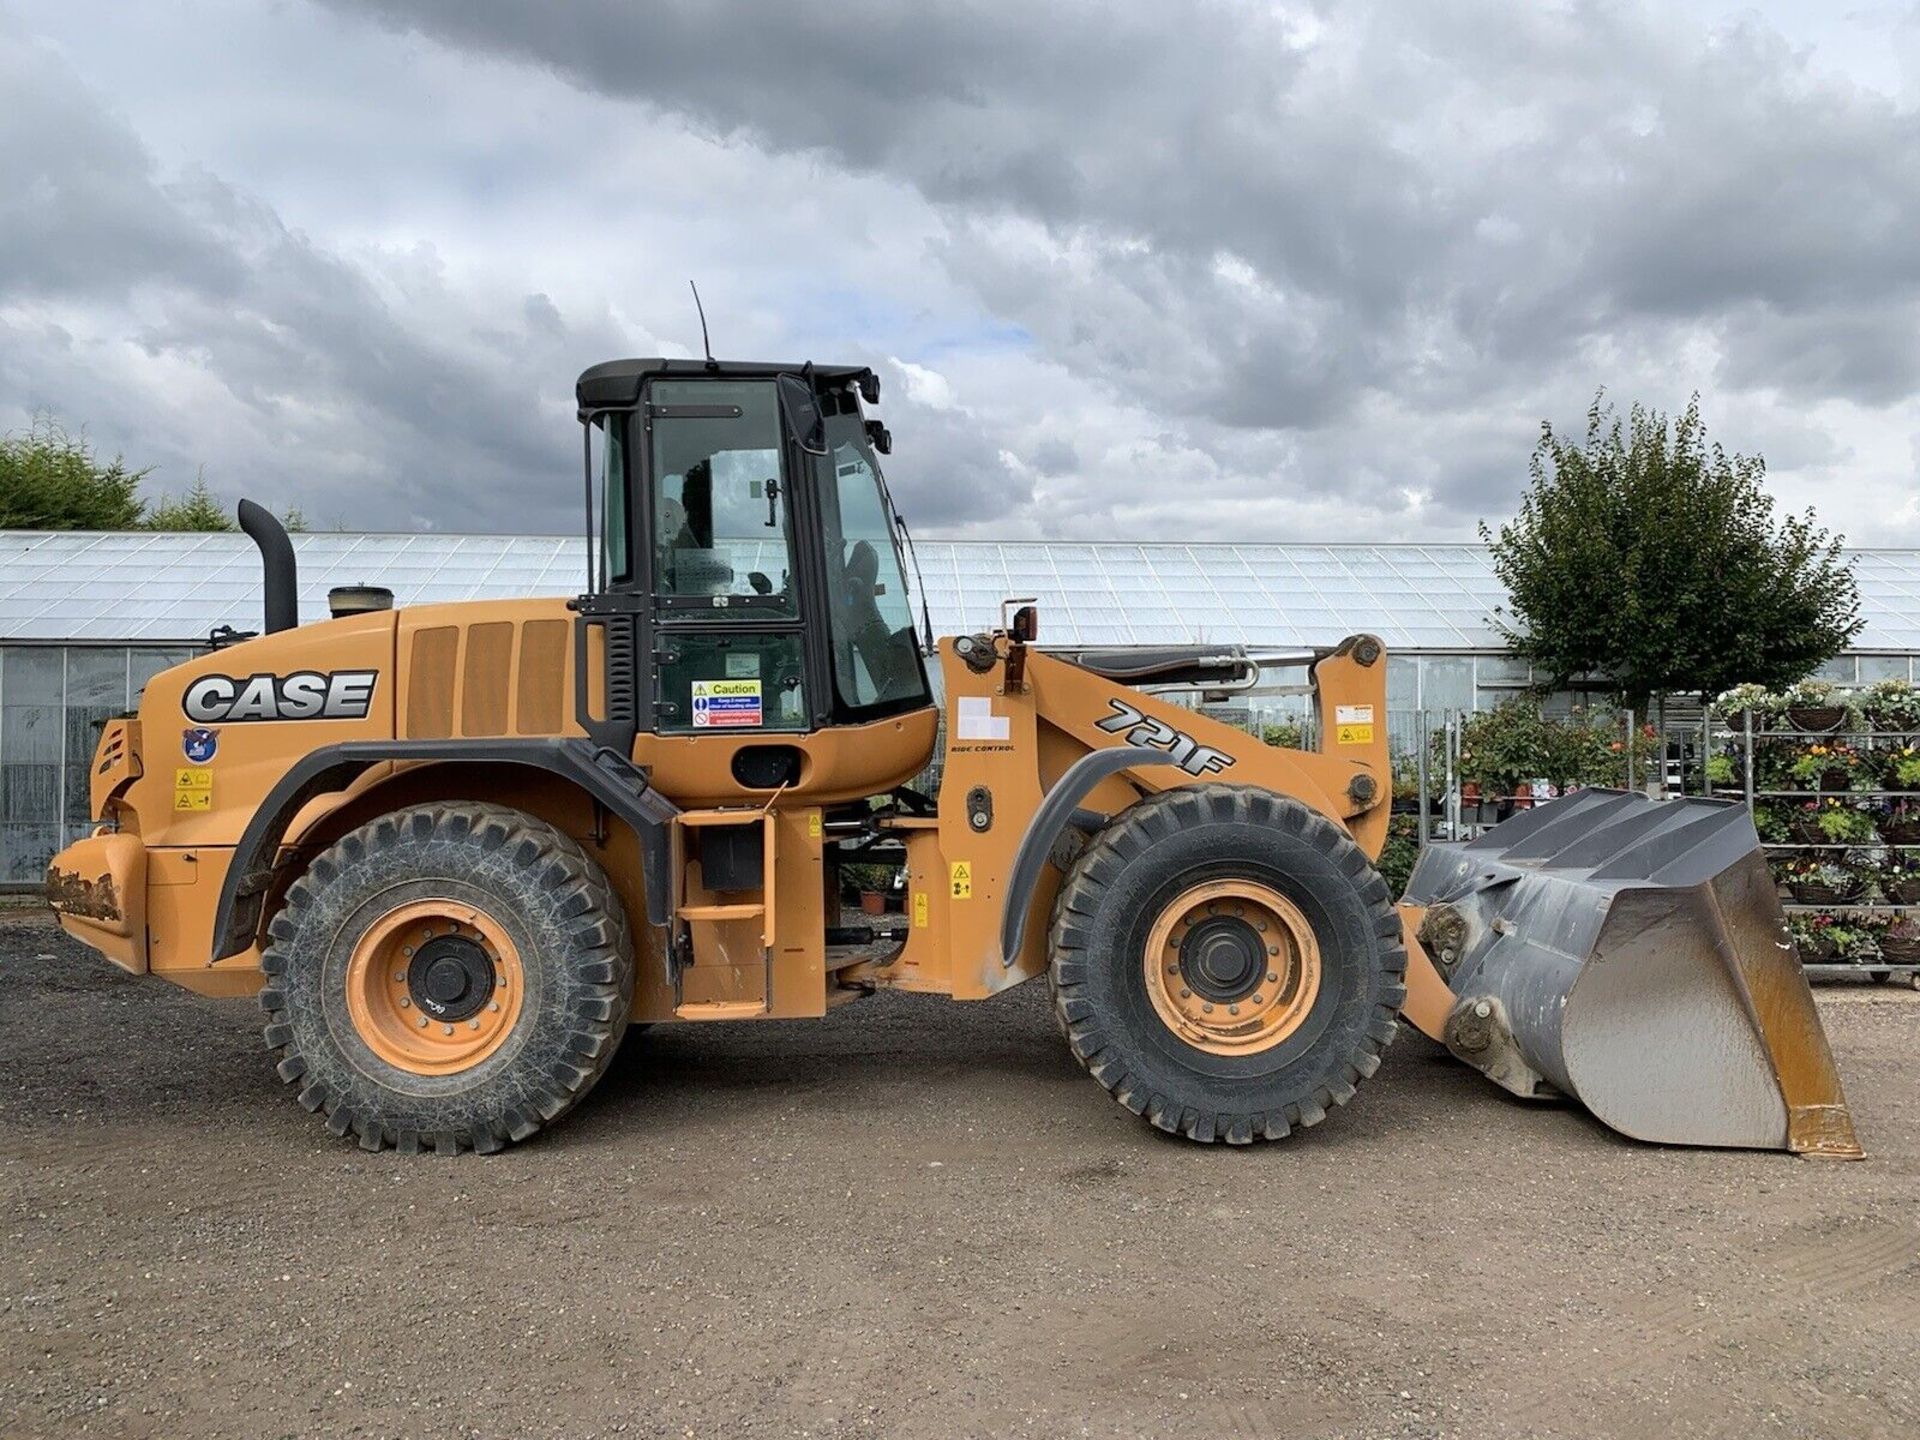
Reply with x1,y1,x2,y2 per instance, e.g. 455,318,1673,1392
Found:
48,595,1441,1033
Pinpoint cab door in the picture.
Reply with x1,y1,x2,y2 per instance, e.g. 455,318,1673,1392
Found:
640,378,815,738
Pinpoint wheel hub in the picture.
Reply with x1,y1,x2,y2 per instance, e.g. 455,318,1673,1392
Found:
1179,916,1266,1002
408,935,494,1021
1143,879,1322,1056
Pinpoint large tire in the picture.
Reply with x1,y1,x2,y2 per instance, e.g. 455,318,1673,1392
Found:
1048,784,1405,1144
259,803,634,1154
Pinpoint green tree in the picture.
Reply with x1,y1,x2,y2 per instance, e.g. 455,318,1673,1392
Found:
1482,393,1862,709
144,471,237,532
0,416,148,529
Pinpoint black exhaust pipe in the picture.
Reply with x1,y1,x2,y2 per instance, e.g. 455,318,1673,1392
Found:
237,498,298,634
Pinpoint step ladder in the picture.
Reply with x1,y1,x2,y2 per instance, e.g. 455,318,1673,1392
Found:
670,807,777,1020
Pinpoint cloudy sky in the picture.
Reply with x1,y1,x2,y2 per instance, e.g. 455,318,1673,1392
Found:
4,1,1919,543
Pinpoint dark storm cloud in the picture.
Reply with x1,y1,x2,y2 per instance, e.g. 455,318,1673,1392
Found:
0,32,626,532
324,0,1920,520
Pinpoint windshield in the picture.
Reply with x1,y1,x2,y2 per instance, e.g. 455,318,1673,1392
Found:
816,415,929,715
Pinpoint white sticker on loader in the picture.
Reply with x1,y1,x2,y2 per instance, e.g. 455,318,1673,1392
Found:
956,695,1010,741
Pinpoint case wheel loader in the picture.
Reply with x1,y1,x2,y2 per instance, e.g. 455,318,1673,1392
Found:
44,357,1861,1158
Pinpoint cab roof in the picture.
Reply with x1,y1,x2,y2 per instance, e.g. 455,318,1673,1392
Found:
575,358,878,413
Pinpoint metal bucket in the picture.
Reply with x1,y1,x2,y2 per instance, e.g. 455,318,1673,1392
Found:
1401,789,1861,1157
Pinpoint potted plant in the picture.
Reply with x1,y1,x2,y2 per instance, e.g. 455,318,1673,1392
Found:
1789,798,1878,847
1779,678,1854,734
1705,752,1737,791
1788,743,1862,793
1883,744,1920,793
841,862,897,917
1751,801,1792,845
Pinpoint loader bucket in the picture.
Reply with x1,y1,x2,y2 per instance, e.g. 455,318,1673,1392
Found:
1401,789,1861,1158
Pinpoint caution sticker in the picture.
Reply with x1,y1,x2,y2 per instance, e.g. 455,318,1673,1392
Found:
691,678,763,729
1334,704,1374,744
913,892,929,928
174,767,213,810
807,811,823,839
949,861,973,900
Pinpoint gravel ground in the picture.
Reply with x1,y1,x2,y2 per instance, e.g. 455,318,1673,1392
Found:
1,904,1917,1440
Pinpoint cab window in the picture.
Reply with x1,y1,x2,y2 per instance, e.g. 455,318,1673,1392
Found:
648,380,795,616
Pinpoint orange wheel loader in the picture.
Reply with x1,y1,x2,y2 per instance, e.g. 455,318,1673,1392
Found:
43,358,1861,1157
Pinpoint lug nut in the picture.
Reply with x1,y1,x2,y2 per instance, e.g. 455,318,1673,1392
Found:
488,1002,500,1013
442,1024,454,1036
1228,1004,1240,1015
398,997,411,1009
1178,988,1191,999
1266,970,1278,983
1202,1003,1214,1014
1267,946,1279,957
468,1019,481,1031
393,971,405,983
401,946,413,958
416,1016,429,1029
1252,994,1264,1005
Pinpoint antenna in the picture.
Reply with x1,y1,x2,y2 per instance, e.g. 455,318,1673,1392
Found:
689,280,717,370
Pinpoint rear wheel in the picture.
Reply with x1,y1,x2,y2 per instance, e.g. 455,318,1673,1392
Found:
1048,784,1405,1144
260,803,633,1153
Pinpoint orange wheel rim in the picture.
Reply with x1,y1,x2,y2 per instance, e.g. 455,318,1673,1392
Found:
345,898,524,1076
1143,879,1320,1057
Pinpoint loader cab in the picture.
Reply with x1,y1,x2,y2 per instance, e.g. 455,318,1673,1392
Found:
574,359,932,758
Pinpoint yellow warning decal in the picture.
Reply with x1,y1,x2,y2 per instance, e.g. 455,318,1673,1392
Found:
807,811,822,839
173,789,212,812
913,892,929,927
1336,724,1375,745
175,767,212,790
949,861,973,900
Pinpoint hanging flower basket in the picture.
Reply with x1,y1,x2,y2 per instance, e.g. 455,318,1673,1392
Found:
1881,933,1920,963
1788,878,1860,906
1785,704,1848,734
1788,810,1829,846
1883,874,1920,905
1879,805,1920,846
1794,929,1841,962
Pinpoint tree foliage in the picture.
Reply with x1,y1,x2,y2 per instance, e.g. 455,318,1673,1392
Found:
1482,394,1862,708
0,417,148,529
1,414,302,532
145,472,237,532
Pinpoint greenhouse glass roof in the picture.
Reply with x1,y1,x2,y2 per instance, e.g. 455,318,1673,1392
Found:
5,530,1920,653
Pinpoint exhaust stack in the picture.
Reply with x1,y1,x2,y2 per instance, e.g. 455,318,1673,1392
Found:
237,498,298,634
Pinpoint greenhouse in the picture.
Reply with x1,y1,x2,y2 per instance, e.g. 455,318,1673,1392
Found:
7,529,1920,886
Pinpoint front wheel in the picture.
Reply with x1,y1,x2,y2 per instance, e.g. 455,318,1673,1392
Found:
1048,785,1405,1144
260,803,634,1153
